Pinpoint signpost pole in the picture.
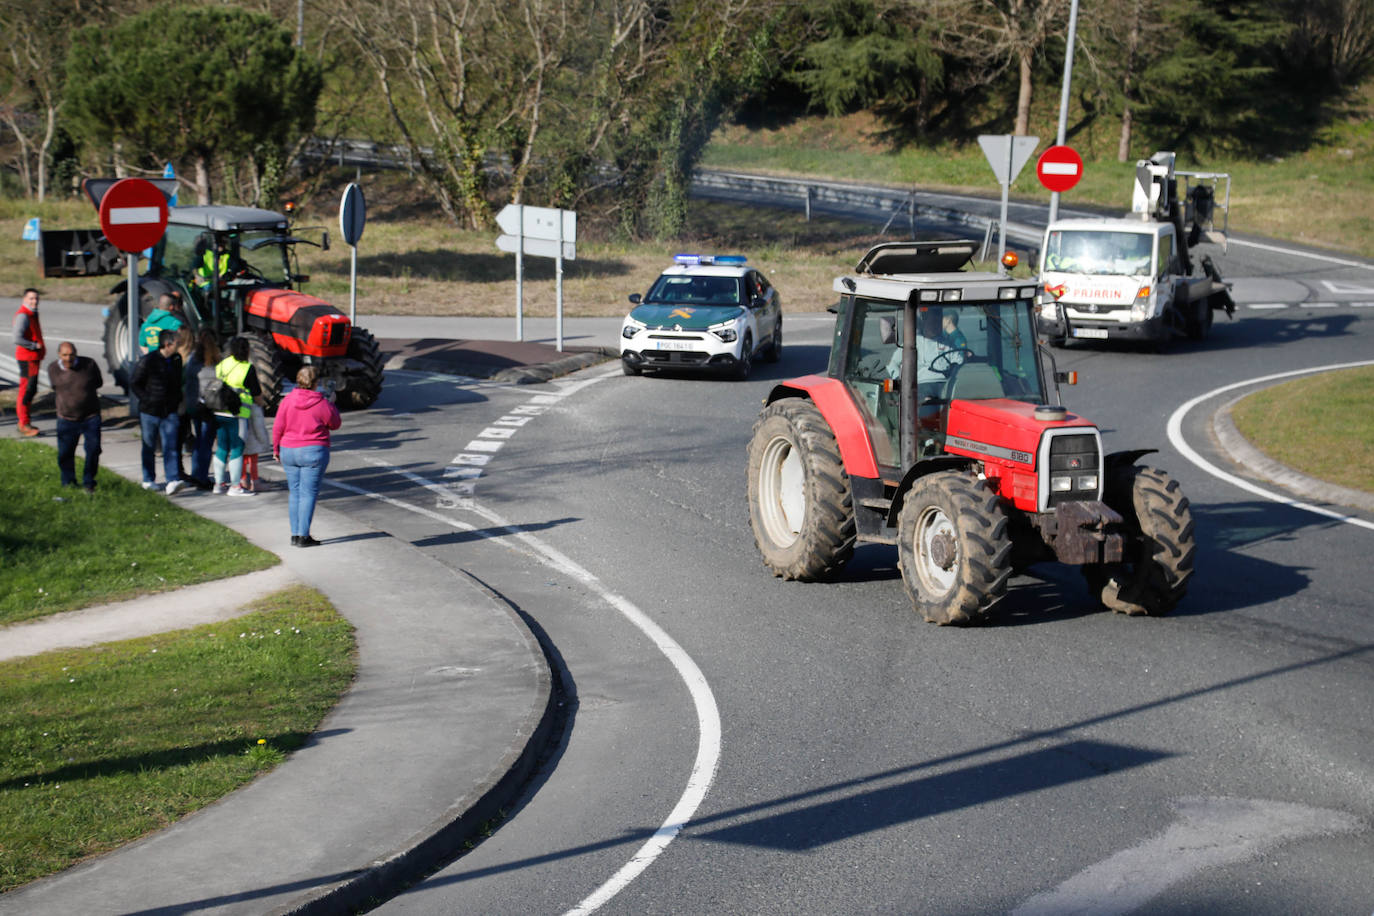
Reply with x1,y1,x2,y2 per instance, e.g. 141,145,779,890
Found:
1049,0,1081,225
127,254,139,416
998,146,1012,267
516,206,524,342
555,213,564,352
349,245,358,325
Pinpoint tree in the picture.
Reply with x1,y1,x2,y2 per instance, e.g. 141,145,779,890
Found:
64,3,321,204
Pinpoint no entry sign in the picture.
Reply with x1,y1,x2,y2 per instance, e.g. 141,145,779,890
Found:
1036,145,1084,193
98,178,169,253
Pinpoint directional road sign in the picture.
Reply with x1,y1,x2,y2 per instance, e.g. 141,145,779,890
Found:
496,233,576,260
496,203,576,245
97,178,169,253
1037,145,1084,193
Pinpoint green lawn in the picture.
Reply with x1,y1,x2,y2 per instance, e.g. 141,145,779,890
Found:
0,586,356,892
0,437,278,626
1230,366,1374,494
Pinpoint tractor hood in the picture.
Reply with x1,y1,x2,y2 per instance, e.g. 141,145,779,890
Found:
945,398,1096,467
1041,271,1144,307
245,288,352,358
628,302,744,329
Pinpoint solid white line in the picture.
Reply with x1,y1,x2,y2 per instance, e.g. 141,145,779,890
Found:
329,383,720,913
1228,236,1374,271
1011,796,1361,916
1166,361,1374,532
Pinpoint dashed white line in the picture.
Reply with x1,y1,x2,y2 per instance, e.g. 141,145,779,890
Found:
1166,361,1374,532
1246,303,1288,310
1011,796,1362,916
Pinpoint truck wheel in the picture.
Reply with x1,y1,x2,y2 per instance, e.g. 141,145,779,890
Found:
245,332,296,415
897,472,1012,625
102,290,156,390
1086,466,1195,616
341,326,385,409
1186,299,1213,340
747,398,856,580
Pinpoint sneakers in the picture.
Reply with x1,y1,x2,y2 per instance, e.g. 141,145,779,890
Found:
226,485,252,496
141,481,160,491
18,424,39,437
297,535,320,547
165,479,185,496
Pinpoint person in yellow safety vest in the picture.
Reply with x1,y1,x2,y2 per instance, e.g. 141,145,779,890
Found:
196,246,230,287
209,335,262,496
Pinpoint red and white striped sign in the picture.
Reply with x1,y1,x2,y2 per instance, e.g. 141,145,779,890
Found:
98,178,169,253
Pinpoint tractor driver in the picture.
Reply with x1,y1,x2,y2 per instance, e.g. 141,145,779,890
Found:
886,307,964,381
195,236,231,289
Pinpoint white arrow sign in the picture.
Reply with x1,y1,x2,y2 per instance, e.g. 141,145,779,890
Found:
496,203,576,244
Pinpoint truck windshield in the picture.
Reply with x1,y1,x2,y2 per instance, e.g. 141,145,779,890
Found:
1043,230,1153,276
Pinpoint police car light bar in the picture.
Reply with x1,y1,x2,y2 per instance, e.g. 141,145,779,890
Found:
674,253,748,266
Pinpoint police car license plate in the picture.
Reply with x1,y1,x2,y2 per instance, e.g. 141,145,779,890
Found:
656,340,693,351
1073,328,1109,339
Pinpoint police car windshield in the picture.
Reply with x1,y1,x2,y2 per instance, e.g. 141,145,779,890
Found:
645,275,742,306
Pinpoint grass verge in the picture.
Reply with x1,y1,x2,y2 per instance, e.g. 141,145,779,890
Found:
0,437,278,626
0,585,356,892
1230,366,1374,494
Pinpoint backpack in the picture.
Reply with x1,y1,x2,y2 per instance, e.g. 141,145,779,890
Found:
201,375,240,414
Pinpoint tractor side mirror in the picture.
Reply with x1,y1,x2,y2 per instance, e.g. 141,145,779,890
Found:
1054,370,1078,385
879,315,898,345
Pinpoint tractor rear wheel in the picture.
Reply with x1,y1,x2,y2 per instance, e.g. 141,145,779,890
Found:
747,398,856,580
1085,466,1195,616
245,332,296,415
897,471,1012,625
102,288,158,390
341,326,385,409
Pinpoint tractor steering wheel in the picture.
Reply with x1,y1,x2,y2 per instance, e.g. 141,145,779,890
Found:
927,347,975,375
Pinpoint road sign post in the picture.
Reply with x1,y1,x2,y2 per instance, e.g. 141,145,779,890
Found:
978,135,1040,270
495,204,577,348
98,178,169,416
340,183,366,324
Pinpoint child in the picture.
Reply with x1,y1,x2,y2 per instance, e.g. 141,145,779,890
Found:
240,400,271,492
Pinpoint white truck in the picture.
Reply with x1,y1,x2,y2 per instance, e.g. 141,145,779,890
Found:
1036,151,1235,346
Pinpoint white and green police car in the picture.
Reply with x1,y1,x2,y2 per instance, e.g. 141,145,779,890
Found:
620,254,782,379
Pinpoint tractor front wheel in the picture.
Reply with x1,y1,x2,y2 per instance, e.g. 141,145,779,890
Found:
1085,466,1195,615
897,471,1012,625
102,289,158,390
747,398,856,580
245,332,296,415
341,326,385,409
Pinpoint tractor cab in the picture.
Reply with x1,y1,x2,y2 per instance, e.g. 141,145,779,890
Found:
829,240,1048,474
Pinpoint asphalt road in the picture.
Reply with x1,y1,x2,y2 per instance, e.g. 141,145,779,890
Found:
4,220,1373,913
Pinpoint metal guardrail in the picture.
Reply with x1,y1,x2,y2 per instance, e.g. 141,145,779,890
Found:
299,139,1044,257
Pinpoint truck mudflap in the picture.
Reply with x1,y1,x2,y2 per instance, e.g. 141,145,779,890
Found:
1052,500,1124,565
1199,255,1235,317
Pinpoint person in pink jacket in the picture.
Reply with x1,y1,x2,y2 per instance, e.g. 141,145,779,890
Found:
271,366,342,547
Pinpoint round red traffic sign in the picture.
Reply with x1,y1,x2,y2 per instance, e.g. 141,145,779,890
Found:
1036,145,1084,193
98,178,169,253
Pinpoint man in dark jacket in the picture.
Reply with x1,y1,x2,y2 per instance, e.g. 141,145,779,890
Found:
131,329,185,494
48,341,104,492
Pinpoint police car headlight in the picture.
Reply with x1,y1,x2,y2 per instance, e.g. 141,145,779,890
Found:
712,326,737,343
622,323,642,339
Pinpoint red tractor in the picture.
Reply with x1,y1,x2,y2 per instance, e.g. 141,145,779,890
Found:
43,202,384,412
746,241,1195,624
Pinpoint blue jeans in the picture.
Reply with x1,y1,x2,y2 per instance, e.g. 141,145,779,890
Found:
56,414,102,489
140,412,181,484
280,445,330,537
191,415,216,482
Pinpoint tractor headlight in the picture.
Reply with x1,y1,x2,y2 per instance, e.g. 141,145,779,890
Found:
1051,475,1074,492
1077,474,1098,491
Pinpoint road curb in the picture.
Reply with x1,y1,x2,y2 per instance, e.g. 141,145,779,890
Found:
1213,396,1374,512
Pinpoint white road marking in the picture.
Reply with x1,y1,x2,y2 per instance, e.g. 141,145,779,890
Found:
1321,279,1374,294
1304,301,1338,308
1011,796,1362,916
331,364,720,914
1246,303,1288,310
1166,361,1374,532
1230,236,1374,272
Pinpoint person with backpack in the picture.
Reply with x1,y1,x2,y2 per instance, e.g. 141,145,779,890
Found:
210,335,262,496
130,328,185,495
182,330,221,490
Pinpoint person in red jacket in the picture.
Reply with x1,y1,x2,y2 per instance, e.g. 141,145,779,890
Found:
272,365,341,547
12,288,45,436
